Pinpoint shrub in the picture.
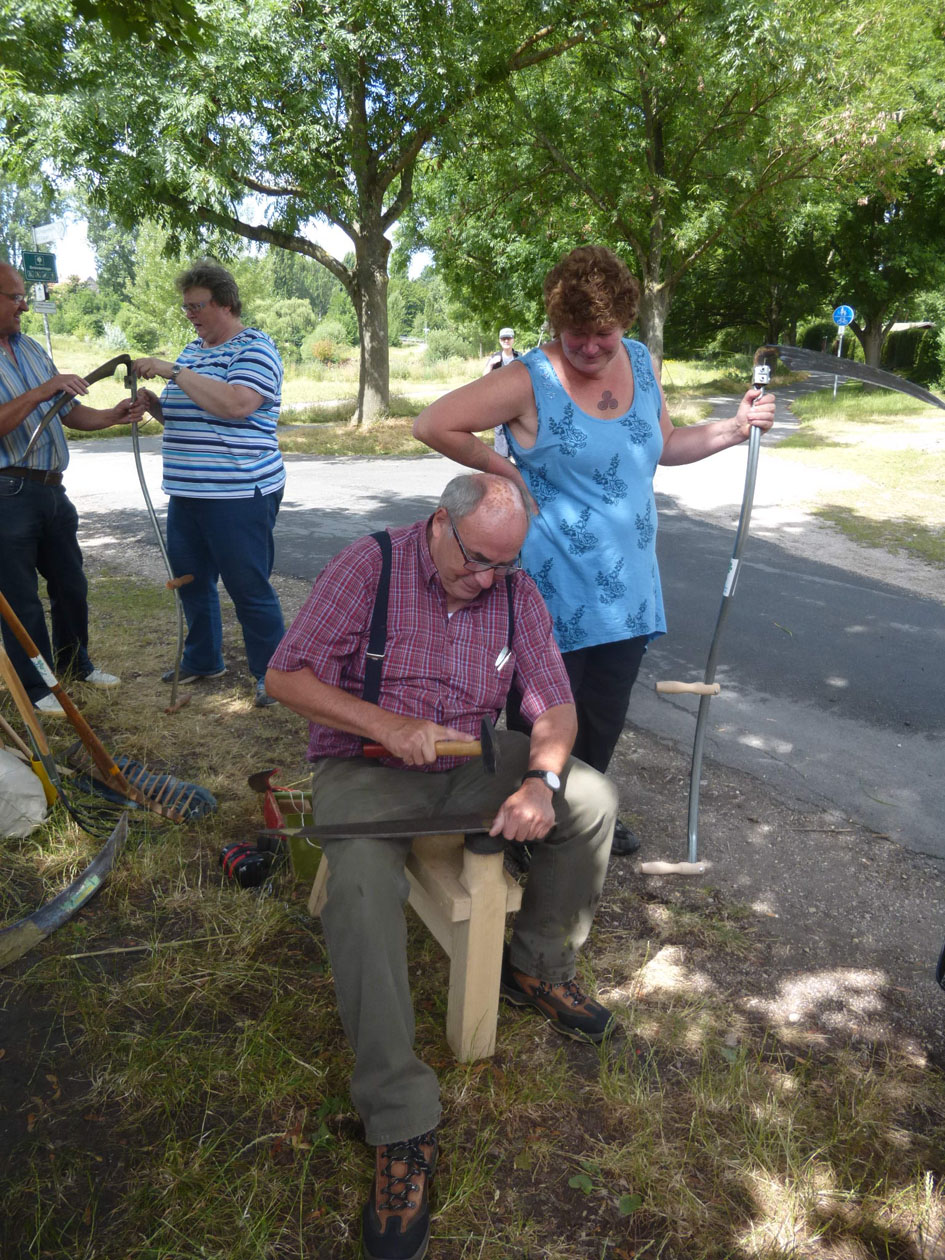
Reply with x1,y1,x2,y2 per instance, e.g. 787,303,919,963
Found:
304,335,345,365
424,328,476,362
116,306,163,354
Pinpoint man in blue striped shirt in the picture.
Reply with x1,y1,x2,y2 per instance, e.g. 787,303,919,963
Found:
129,261,286,708
0,262,131,716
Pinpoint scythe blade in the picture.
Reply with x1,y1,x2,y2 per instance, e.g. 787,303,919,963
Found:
0,813,128,969
763,344,945,411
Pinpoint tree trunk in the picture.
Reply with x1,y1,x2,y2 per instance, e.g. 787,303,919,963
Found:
853,316,890,369
637,280,672,381
351,231,392,425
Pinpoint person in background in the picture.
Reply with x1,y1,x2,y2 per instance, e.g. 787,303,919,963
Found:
413,245,776,857
129,260,286,708
266,474,618,1260
483,327,521,458
0,261,130,716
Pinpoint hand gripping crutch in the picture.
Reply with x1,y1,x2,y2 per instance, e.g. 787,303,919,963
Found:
642,347,775,876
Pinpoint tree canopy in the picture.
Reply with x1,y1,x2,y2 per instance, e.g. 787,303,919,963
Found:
4,0,619,419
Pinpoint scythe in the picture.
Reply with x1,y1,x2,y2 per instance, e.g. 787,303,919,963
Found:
645,347,943,877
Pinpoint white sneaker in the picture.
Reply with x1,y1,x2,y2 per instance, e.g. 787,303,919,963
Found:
34,694,67,717
82,668,121,688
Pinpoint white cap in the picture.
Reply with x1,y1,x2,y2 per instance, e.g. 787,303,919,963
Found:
499,327,514,339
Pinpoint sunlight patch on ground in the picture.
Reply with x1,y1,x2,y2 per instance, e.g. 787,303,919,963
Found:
634,944,716,997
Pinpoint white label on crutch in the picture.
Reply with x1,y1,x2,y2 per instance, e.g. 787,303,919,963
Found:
30,654,59,688
723,558,740,597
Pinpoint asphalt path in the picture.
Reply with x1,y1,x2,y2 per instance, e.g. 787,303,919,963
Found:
65,396,945,860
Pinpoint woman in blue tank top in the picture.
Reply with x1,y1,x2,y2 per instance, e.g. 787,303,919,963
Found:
414,246,775,856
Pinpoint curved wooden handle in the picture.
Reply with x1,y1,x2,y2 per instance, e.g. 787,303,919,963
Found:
656,680,721,696
363,740,482,759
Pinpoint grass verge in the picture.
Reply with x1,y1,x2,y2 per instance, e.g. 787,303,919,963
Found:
772,383,945,567
1,574,943,1259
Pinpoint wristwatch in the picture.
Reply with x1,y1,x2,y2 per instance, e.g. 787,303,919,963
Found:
170,364,183,383
522,769,561,794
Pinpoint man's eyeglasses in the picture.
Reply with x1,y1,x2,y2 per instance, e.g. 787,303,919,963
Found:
181,301,210,315
447,511,521,576
0,291,28,305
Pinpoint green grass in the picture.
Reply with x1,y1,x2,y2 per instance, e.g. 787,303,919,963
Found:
2,576,944,1260
771,382,945,566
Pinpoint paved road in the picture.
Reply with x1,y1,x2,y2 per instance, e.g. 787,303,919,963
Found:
66,403,945,860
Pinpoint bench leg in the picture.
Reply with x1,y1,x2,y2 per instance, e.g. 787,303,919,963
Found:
446,847,508,1061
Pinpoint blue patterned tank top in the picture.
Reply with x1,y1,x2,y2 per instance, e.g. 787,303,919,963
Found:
505,338,667,653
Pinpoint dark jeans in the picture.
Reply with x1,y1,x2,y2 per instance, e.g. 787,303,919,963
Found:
167,487,285,681
0,475,94,701
507,635,648,774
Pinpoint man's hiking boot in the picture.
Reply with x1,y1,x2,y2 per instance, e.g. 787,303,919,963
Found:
500,949,617,1043
361,1129,438,1260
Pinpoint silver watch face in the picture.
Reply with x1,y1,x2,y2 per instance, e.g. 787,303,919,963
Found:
527,769,560,792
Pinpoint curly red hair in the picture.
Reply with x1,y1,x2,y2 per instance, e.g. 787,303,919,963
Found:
543,246,639,334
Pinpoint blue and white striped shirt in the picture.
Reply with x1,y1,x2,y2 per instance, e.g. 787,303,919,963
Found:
160,327,285,499
0,334,73,472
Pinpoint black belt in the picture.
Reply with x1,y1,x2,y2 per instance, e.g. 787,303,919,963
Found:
0,466,63,486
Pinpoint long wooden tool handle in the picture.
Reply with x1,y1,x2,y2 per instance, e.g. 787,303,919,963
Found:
362,740,482,758
656,680,721,696
0,645,53,758
0,708,35,759
0,588,136,800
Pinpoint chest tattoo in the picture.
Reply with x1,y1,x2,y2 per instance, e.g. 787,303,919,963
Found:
597,389,619,412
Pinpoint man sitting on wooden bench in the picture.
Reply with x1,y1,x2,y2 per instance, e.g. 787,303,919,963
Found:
265,473,618,1260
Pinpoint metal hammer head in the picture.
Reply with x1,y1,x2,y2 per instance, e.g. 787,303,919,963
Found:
479,717,499,775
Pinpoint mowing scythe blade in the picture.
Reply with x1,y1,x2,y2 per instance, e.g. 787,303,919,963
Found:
764,344,945,411
0,812,128,969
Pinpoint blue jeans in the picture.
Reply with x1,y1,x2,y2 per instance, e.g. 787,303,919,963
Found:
167,487,285,680
0,475,94,701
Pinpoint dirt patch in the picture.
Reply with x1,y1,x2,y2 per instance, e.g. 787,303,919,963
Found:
605,724,945,1063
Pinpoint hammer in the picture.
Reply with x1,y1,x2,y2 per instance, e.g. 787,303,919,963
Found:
362,716,499,773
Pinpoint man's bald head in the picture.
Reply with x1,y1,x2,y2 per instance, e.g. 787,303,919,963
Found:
438,473,529,532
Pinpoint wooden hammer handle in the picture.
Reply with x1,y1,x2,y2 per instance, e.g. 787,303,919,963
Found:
656,680,721,696
363,740,482,758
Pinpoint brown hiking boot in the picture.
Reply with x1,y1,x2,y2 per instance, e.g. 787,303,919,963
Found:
361,1130,438,1260
500,951,617,1042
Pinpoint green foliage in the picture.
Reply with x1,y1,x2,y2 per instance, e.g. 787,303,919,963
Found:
2,0,609,419
424,328,477,362
0,178,65,266
251,297,317,364
114,304,163,353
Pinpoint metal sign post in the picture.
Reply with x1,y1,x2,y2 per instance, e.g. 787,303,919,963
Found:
27,234,58,357
832,304,854,397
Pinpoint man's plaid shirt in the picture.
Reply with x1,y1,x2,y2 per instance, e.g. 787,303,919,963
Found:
269,518,573,770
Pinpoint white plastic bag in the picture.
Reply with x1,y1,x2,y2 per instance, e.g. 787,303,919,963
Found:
0,748,48,837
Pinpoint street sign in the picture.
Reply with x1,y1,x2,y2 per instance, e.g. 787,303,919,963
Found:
32,300,57,314
833,304,854,326
32,223,60,246
22,252,58,283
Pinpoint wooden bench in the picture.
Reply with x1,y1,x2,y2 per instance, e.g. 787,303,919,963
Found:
263,779,522,1061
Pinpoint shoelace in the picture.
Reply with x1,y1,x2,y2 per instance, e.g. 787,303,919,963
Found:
536,977,588,1009
377,1133,437,1212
